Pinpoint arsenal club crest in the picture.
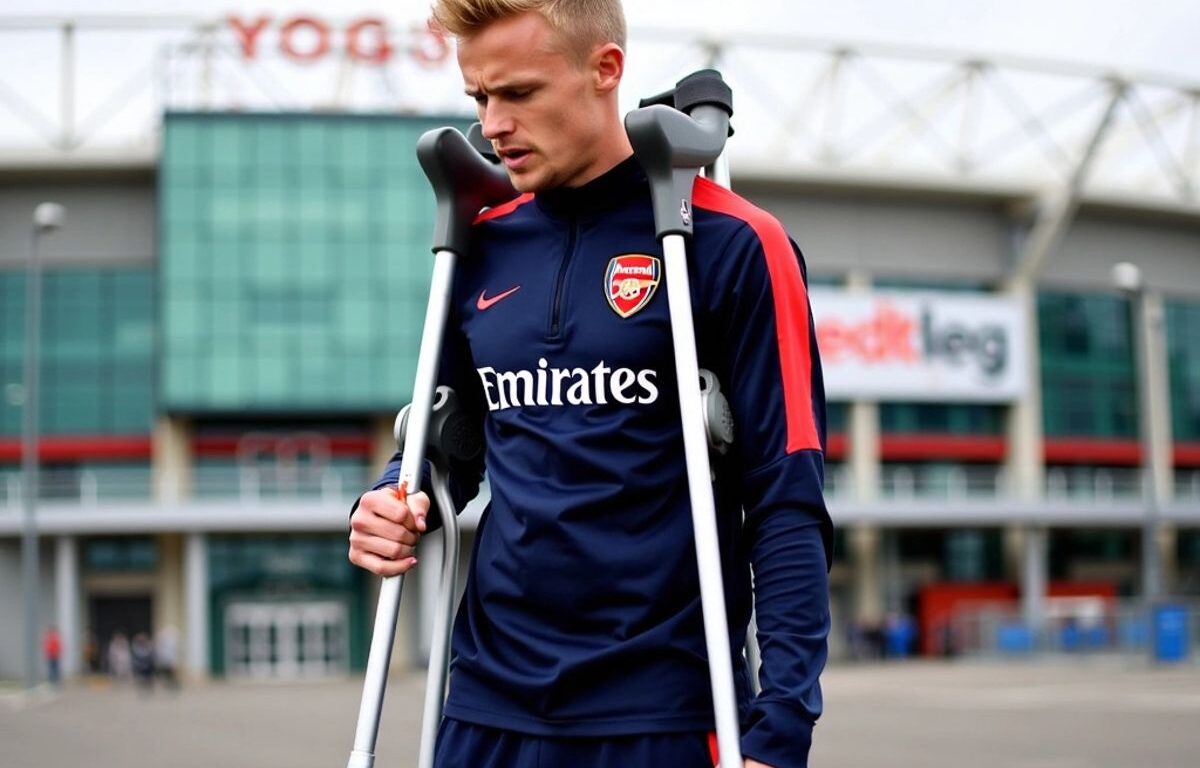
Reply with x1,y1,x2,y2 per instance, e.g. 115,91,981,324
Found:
605,254,661,318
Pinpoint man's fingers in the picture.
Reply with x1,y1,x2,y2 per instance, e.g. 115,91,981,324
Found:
347,487,434,576
350,512,420,546
349,548,418,577
360,488,430,532
407,492,430,531
349,531,418,562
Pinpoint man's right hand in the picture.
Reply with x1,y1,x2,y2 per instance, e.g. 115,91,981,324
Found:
348,486,430,577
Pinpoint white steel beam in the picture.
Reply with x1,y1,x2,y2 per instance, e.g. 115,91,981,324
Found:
1009,80,1128,285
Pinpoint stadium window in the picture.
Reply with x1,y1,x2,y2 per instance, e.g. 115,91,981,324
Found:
1039,291,1137,439
84,536,158,572
1167,300,1200,442
943,528,1003,582
1177,531,1200,594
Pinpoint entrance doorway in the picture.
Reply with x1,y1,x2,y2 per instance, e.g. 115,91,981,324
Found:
88,595,153,673
224,601,348,679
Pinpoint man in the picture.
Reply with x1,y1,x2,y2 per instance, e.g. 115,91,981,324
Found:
348,2,832,766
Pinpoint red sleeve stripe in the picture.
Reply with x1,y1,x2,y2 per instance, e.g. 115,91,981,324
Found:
473,192,535,224
693,177,821,453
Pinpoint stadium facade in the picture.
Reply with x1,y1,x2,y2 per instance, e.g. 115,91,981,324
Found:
1,14,1198,681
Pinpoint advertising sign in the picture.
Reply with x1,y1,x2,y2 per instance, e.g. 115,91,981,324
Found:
226,14,450,66
809,289,1027,402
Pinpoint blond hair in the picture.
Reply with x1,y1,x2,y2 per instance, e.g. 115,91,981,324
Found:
431,0,626,60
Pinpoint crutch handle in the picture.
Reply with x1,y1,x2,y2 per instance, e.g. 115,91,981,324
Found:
637,86,677,109
417,127,516,256
466,123,499,163
637,69,734,134
625,70,732,240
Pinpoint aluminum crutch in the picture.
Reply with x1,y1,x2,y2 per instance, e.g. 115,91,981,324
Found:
347,126,514,768
648,76,758,696
625,69,742,768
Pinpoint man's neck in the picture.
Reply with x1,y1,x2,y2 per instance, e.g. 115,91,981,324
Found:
563,116,635,189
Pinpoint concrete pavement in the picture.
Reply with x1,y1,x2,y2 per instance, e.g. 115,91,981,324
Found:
2,660,1198,767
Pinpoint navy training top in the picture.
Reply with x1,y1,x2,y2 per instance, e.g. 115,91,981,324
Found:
362,156,833,768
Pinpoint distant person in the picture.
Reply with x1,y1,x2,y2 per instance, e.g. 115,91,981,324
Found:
42,626,63,687
155,626,180,690
108,632,132,682
131,632,156,692
83,631,100,675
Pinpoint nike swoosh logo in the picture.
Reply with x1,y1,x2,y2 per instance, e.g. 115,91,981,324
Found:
477,286,521,310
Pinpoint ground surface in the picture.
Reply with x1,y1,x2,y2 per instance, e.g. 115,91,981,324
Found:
2,660,1198,767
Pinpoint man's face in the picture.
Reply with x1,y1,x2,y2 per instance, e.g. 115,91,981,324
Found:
457,12,609,192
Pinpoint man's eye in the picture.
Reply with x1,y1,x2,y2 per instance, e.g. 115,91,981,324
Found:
473,94,488,106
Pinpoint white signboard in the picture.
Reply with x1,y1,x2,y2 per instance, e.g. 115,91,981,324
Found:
809,289,1027,402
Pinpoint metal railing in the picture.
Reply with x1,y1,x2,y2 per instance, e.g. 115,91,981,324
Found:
1176,469,1200,502
823,463,850,499
948,598,1200,662
0,463,1173,507
1,466,151,505
881,464,1007,500
0,465,358,508
1044,466,1144,501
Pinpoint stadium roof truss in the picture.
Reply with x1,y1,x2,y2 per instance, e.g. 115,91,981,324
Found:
0,15,1197,225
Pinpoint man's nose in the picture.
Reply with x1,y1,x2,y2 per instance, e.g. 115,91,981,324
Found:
480,104,513,140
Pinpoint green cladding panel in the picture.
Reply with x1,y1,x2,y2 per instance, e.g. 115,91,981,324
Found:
1038,291,1137,439
0,268,154,436
1167,299,1200,442
160,113,468,413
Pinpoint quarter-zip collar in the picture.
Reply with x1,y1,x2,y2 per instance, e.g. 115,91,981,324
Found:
534,155,649,221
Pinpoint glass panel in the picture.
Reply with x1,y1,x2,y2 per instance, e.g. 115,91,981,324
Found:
943,529,1003,581
880,403,1004,434
0,268,154,437
1039,291,1137,438
160,114,465,412
1167,300,1200,442
84,536,158,571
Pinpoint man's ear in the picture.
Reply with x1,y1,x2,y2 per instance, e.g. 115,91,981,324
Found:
592,42,624,94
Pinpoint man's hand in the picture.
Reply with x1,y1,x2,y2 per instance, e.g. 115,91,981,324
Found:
348,485,430,576
745,761,774,768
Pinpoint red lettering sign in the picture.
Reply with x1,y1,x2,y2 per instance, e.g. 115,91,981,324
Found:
346,18,393,64
228,15,270,58
280,16,331,62
226,14,451,67
816,300,919,364
413,20,451,67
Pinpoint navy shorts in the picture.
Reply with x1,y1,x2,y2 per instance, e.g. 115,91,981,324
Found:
433,718,719,768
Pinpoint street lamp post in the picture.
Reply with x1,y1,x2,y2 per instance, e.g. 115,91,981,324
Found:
22,202,65,690
1111,261,1162,604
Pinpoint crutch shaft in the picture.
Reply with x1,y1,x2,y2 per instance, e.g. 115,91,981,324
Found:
417,464,461,768
663,234,742,768
348,248,458,766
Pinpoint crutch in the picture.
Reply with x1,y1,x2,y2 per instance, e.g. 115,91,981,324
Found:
347,126,514,768
625,69,743,768
643,81,766,699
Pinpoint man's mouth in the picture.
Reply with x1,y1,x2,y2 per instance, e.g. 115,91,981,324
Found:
497,147,533,169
